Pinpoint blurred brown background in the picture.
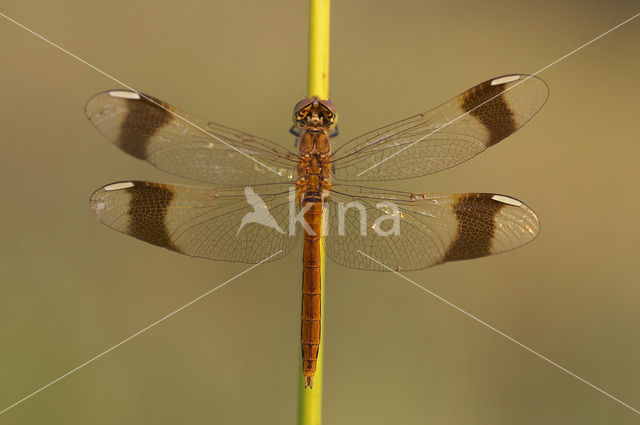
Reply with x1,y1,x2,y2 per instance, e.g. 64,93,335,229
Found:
1,0,639,423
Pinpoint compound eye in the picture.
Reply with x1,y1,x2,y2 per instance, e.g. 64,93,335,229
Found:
318,99,337,117
294,98,314,116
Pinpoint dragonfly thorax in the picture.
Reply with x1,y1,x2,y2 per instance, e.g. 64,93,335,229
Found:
298,130,331,156
296,148,332,193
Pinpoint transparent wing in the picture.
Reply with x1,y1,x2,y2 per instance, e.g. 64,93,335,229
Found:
89,181,298,263
86,90,298,185
331,75,548,181
324,184,539,271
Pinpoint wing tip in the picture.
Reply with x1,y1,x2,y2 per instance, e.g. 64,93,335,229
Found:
490,192,541,238
89,181,139,216
85,89,144,120
89,191,105,216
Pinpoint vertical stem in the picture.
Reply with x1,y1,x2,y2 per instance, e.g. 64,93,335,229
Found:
307,0,330,100
298,1,329,425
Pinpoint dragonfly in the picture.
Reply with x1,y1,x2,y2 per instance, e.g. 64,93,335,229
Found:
87,74,548,387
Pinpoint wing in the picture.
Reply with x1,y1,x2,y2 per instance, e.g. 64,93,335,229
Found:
330,74,548,181
323,185,539,271
89,181,298,263
86,90,298,186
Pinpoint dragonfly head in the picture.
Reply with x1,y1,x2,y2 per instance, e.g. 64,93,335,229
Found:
293,97,337,131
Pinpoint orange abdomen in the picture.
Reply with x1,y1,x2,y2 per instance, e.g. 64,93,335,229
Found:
301,199,323,388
